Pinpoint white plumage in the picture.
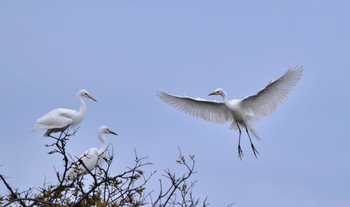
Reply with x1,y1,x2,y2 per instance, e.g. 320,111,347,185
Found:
66,125,118,180
157,66,303,158
34,89,97,137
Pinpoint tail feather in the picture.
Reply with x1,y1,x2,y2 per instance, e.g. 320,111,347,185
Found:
246,116,260,139
229,117,260,139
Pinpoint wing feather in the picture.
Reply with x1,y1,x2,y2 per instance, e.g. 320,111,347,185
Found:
34,108,74,130
157,91,232,124
242,66,303,117
66,148,100,179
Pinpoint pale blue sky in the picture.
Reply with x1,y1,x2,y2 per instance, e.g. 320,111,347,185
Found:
1,1,349,206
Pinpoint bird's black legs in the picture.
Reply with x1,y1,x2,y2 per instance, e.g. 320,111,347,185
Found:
243,123,259,158
236,124,244,160
235,123,259,159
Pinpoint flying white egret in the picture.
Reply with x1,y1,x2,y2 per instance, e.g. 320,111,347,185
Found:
34,89,97,137
157,66,303,159
66,125,118,180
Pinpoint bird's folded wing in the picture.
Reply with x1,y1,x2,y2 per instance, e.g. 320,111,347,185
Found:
157,90,232,124
34,109,73,129
77,149,99,169
241,66,303,117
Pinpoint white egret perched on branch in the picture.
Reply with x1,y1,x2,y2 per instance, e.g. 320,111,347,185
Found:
34,89,97,137
66,125,118,180
157,66,303,159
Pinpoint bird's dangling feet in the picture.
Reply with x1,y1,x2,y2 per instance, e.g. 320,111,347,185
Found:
238,145,244,160
251,144,259,158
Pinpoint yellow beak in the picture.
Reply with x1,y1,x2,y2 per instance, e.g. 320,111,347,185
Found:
107,129,118,136
86,94,97,102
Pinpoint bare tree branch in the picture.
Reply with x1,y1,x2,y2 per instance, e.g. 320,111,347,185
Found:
0,129,226,206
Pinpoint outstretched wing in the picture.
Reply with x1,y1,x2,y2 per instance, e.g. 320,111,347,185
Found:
157,90,233,124
242,66,303,117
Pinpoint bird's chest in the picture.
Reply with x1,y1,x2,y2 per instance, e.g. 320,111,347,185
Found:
64,112,82,126
227,100,246,122
73,115,83,124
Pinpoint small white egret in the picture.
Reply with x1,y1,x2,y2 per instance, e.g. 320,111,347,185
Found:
66,125,118,180
34,89,97,137
157,66,303,159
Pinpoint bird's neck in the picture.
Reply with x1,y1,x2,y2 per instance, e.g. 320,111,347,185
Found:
77,95,86,117
221,92,229,105
98,132,108,154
